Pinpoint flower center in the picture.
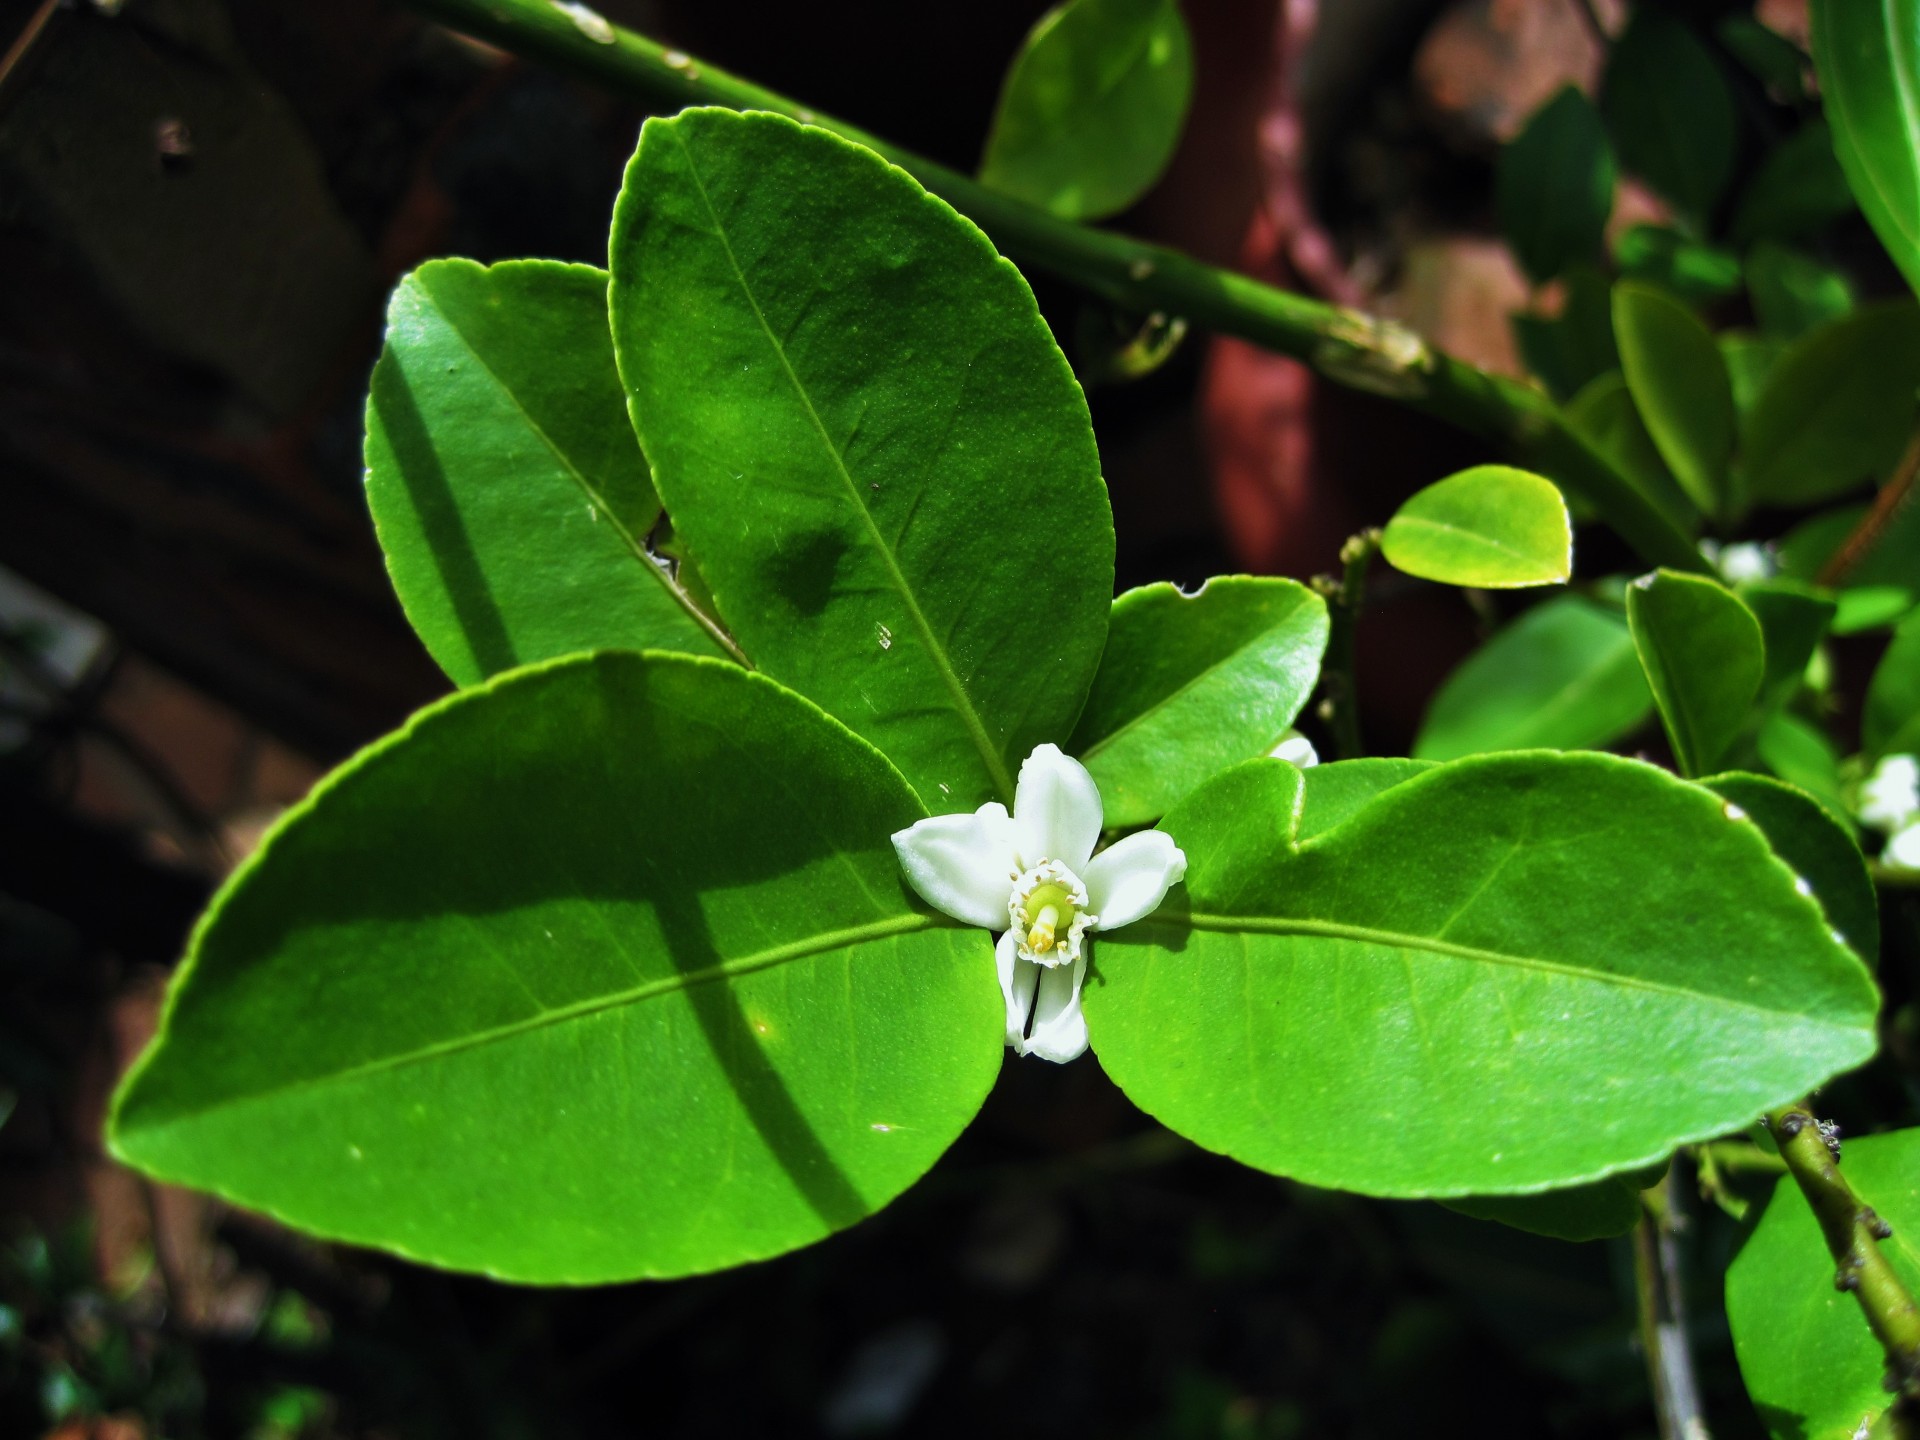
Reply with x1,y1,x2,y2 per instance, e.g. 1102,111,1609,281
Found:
1008,860,1096,968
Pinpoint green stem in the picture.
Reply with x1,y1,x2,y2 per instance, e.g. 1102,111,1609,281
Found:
1317,529,1379,760
398,0,1707,573
1767,1102,1920,1429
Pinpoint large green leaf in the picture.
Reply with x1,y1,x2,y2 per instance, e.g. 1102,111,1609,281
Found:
1866,606,1920,756
1627,570,1765,778
609,109,1113,812
1602,8,1738,223
364,260,729,684
108,652,1002,1283
1743,301,1920,506
1811,0,1920,299
1702,772,1878,962
1069,577,1327,829
978,0,1193,221
1731,121,1857,247
1379,466,1572,589
1497,86,1615,285
1728,1129,1920,1440
1566,371,1698,532
1414,596,1653,761
1614,282,1737,520
1087,754,1878,1197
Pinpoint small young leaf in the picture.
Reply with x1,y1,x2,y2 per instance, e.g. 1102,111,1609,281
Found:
1627,569,1766,777
1728,1130,1920,1440
1731,121,1857,247
1702,772,1877,961
1865,606,1920,757
1737,577,1836,712
1742,301,1920,507
978,0,1194,221
1602,8,1739,223
1414,596,1653,761
1613,225,1742,303
1442,1178,1642,1243
1747,240,1855,341
1614,282,1737,520
1566,371,1698,532
364,260,729,684
108,652,1002,1283
1497,86,1616,285
1069,577,1328,828
1811,0,1920,299
610,110,1114,812
1088,754,1879,1198
1379,466,1572,589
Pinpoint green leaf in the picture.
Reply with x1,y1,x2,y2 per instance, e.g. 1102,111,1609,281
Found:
1414,596,1653,761
1497,86,1616,284
1614,282,1737,520
1513,265,1618,402
1379,466,1572,589
1738,577,1836,711
108,652,1002,1283
1719,332,1786,416
1758,711,1849,822
1728,1129,1920,1440
1866,606,1920,756
978,0,1194,221
363,260,729,684
1701,771,1877,962
1747,240,1855,341
1602,8,1739,223
1087,754,1879,1197
1627,569,1766,777
609,109,1114,811
1442,1178,1642,1243
1811,0,1920,299
1716,15,1809,103
1613,225,1742,303
1779,503,1920,633
1743,301,1920,507
1295,757,1433,839
1731,122,1857,246
1566,371,1698,532
1068,577,1328,829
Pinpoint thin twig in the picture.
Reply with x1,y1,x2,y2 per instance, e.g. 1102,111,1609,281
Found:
1315,529,1379,760
1633,1166,1713,1440
1820,429,1920,588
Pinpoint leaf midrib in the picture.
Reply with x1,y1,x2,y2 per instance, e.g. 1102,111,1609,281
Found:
1390,513,1563,574
124,912,939,1133
1138,910,1857,1023
668,128,1018,803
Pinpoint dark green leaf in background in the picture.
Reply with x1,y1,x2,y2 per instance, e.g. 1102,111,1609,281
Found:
1778,503,1920,634
1566,371,1698,532
1866,606,1920,757
1088,754,1879,1197
1743,301,1920,507
1757,711,1850,822
364,260,729,684
109,653,1002,1283
1613,225,1742,303
1379,467,1572,589
1732,121,1857,247
1811,0,1920,299
1513,266,1619,402
1414,596,1653,761
1728,1129,1920,1440
1627,570,1766,777
610,110,1114,812
1498,86,1616,285
1716,14,1809,104
1069,577,1328,829
1747,240,1855,341
1614,281,1737,520
1702,772,1877,961
978,0,1194,221
1737,577,1835,713
1603,8,1739,224
1719,332,1786,417
1442,1177,1642,1243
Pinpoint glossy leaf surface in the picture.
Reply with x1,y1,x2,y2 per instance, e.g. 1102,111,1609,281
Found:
1088,755,1879,1197
1380,466,1572,589
978,0,1193,221
1728,1129,1920,1440
1602,8,1738,222
1497,86,1615,284
110,653,1002,1283
610,110,1113,811
1415,596,1652,761
1703,773,1877,962
1744,301,1920,507
1614,282,1736,519
365,260,727,684
1811,0,1920,298
1627,570,1765,777
1866,606,1920,757
1070,577,1328,828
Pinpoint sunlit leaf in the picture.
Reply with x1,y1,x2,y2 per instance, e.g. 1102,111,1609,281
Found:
1380,467,1572,589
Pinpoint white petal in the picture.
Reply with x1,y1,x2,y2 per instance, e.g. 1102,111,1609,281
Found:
1860,755,1920,834
1268,729,1319,767
1020,950,1089,1063
892,802,1019,928
995,930,1041,1049
1082,830,1188,931
1886,822,1920,874
1013,743,1103,872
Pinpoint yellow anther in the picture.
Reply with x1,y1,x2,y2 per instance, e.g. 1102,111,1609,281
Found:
1029,904,1060,954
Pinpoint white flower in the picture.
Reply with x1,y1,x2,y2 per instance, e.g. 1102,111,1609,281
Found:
1268,728,1319,767
1886,822,1920,875
1859,754,1920,834
891,744,1187,1064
